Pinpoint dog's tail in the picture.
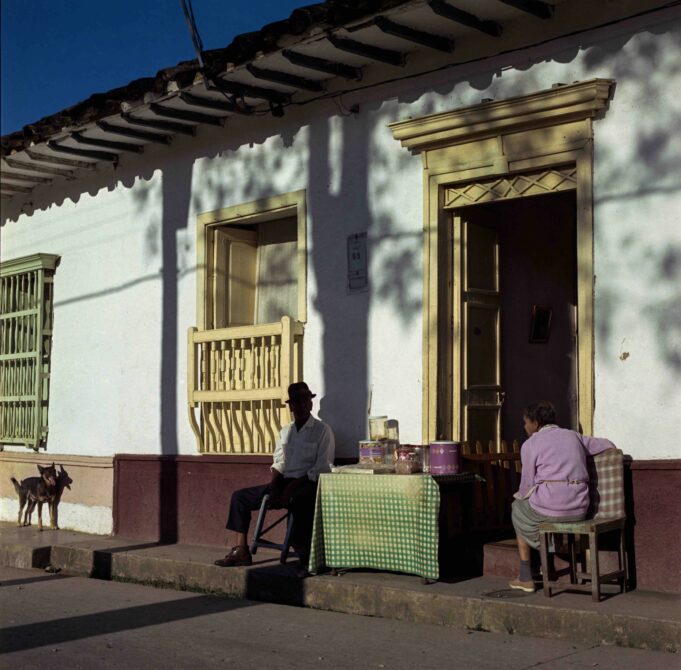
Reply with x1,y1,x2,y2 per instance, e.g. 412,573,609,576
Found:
10,477,22,495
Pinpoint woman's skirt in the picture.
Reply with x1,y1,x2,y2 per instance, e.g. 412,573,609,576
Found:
511,498,585,549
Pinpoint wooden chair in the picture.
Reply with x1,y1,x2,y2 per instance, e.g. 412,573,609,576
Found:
250,494,296,564
538,448,627,601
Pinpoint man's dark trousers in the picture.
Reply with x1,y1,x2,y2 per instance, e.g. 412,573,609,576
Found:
226,478,318,551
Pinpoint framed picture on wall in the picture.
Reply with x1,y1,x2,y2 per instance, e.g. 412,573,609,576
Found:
529,305,553,343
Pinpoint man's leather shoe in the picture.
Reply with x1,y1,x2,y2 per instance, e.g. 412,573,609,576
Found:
214,545,253,567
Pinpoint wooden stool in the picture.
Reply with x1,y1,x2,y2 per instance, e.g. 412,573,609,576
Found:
538,448,627,602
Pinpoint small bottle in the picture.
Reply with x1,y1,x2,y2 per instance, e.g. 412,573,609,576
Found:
422,444,430,473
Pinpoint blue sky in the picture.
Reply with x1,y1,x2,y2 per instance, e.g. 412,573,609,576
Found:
1,0,306,135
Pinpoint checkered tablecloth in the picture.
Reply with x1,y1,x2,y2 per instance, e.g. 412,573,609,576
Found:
308,473,440,580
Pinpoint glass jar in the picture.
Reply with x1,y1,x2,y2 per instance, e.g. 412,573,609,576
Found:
358,440,385,464
368,416,388,440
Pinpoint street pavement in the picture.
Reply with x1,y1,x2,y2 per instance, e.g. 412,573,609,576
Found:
0,566,677,669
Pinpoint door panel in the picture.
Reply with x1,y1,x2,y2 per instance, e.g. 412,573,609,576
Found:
466,305,498,385
466,224,498,292
212,228,257,328
456,212,503,449
466,408,499,449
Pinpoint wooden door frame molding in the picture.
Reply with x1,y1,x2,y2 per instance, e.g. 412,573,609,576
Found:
389,79,614,442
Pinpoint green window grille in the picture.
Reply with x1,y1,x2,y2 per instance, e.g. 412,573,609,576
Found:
0,254,60,451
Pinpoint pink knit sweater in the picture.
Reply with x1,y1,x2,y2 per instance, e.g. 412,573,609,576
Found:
515,425,615,517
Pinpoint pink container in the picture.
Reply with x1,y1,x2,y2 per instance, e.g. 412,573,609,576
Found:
428,441,461,474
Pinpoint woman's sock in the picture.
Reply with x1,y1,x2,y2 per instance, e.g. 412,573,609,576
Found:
519,559,532,581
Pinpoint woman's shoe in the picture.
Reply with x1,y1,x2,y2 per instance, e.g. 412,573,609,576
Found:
509,577,536,593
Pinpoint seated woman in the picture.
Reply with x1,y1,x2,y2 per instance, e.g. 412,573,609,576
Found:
510,401,616,592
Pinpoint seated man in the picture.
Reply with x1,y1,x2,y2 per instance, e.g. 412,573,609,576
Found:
215,382,335,572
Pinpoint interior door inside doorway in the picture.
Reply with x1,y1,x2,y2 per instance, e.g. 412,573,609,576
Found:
456,210,502,448
454,191,578,446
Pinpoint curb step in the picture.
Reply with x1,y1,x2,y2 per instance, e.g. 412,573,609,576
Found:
1,530,679,654
0,541,51,570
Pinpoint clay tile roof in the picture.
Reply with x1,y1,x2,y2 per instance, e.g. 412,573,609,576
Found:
1,0,410,155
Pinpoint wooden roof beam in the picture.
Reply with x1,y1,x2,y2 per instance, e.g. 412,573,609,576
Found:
374,16,455,53
71,131,143,154
47,141,118,163
428,1,502,37
179,91,253,115
4,157,75,179
1,171,52,185
246,64,325,92
25,148,97,170
97,121,171,144
327,35,406,66
149,104,225,127
497,0,554,19
120,112,196,136
0,183,33,193
282,50,363,81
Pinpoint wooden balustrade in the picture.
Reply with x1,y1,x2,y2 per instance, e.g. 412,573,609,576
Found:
187,316,304,454
461,439,522,532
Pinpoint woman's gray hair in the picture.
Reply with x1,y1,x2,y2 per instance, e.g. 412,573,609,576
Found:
523,401,557,427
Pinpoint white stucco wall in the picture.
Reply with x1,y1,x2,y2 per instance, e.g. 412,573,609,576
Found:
2,180,165,457
0,498,112,535
2,7,679,461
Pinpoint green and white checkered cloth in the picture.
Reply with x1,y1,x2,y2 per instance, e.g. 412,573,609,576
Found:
308,473,440,580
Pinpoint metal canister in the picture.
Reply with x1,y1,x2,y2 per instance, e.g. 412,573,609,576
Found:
428,441,461,474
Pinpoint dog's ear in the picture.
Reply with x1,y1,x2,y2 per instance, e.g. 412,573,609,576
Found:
38,464,45,474
51,462,56,469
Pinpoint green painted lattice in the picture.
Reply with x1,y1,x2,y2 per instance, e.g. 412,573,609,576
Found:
0,254,60,451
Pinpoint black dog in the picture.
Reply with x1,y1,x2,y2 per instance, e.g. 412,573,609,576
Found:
10,463,66,531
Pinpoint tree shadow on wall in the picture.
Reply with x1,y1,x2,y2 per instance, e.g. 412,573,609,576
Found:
126,161,194,543
307,114,370,451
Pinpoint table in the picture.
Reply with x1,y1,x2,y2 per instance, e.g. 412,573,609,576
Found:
308,473,441,580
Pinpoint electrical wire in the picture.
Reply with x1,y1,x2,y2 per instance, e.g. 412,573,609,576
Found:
331,95,354,117
179,0,251,110
180,0,205,68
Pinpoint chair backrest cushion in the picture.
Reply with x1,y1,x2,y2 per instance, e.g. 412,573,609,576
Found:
586,448,625,519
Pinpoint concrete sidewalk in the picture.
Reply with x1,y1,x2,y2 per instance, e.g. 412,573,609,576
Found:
1,522,678,654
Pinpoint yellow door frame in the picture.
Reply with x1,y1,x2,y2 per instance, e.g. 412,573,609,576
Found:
389,79,614,442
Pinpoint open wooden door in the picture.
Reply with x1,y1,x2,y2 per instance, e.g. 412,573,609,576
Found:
212,227,258,328
454,212,503,448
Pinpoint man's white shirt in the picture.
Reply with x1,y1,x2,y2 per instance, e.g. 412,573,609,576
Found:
271,415,335,481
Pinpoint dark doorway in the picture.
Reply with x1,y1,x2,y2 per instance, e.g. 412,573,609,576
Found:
462,190,578,444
